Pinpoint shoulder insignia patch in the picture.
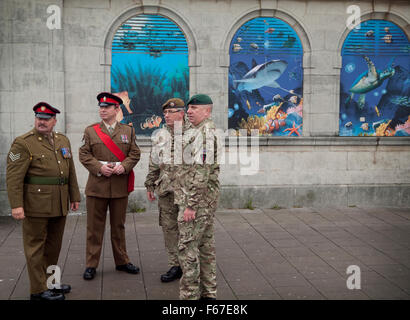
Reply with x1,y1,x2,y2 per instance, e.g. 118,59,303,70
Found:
9,151,21,162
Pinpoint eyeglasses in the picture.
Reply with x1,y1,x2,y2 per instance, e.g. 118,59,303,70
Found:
163,109,183,115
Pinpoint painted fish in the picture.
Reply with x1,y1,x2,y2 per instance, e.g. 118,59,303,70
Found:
250,43,258,49
234,59,288,92
228,108,234,118
265,27,275,34
365,30,374,37
246,100,251,110
140,115,162,130
289,96,298,104
233,43,242,52
375,105,380,117
361,123,369,131
383,34,392,43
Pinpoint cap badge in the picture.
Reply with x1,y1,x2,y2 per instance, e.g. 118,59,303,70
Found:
103,96,106,102
170,102,175,107
41,106,46,111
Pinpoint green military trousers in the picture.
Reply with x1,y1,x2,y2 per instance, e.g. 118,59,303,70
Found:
158,192,180,267
177,208,217,300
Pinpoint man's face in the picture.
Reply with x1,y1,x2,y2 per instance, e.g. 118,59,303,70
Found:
99,105,119,122
187,105,211,126
35,116,57,135
163,108,184,128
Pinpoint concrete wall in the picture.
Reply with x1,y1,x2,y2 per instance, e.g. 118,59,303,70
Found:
1,0,410,215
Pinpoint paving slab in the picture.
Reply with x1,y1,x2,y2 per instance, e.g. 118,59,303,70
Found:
0,207,409,300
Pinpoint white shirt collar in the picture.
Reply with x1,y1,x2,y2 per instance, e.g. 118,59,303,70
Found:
103,120,117,131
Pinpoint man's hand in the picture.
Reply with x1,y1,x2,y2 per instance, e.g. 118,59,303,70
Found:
100,164,114,177
11,207,25,220
112,164,125,175
70,202,79,211
183,207,196,222
147,191,156,202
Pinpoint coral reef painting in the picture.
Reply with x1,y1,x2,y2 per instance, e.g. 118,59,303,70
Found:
228,17,304,137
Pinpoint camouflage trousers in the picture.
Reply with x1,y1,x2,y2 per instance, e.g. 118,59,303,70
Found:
158,192,180,267
178,209,216,300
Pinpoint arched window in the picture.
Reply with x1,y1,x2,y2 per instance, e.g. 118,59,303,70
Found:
111,14,189,135
228,17,303,137
340,20,410,136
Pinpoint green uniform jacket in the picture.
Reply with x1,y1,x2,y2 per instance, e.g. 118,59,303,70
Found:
6,128,81,217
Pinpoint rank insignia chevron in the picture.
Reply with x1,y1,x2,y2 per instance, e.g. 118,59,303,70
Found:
9,151,21,162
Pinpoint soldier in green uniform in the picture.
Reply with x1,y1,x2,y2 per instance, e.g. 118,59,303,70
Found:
144,98,190,282
173,94,220,300
6,102,81,300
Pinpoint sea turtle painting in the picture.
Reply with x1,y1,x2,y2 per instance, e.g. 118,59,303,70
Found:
347,56,395,109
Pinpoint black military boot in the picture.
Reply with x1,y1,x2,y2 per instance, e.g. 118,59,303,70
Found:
51,284,71,294
160,266,183,282
83,267,96,280
30,290,65,301
116,262,140,274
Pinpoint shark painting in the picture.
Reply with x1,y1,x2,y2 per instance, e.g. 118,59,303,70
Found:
234,59,288,92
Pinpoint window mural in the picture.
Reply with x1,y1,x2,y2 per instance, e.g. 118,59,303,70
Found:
111,14,189,135
228,17,303,136
340,20,410,136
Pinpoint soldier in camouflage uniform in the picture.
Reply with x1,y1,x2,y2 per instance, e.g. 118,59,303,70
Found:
144,98,190,282
173,94,220,300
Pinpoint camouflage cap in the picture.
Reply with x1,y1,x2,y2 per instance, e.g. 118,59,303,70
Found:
187,94,213,106
162,98,185,110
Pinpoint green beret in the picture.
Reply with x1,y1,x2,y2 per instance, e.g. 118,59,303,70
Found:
162,98,185,110
187,94,213,106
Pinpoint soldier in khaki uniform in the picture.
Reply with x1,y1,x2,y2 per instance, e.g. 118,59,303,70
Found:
174,94,220,300
6,102,81,300
79,92,141,280
144,98,190,283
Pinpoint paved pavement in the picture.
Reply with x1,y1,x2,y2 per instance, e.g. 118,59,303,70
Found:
0,207,410,300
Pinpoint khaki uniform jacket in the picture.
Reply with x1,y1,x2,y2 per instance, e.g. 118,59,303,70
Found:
6,128,81,217
79,121,141,198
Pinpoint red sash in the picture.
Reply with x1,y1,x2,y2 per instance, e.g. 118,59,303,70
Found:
93,124,134,193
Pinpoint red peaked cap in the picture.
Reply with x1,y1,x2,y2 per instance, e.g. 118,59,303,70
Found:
33,102,60,119
97,92,123,107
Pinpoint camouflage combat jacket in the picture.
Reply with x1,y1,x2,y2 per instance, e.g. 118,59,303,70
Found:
144,116,191,196
173,117,220,213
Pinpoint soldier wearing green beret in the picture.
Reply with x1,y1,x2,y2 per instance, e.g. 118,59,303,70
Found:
6,102,81,300
144,98,190,282
173,94,220,300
